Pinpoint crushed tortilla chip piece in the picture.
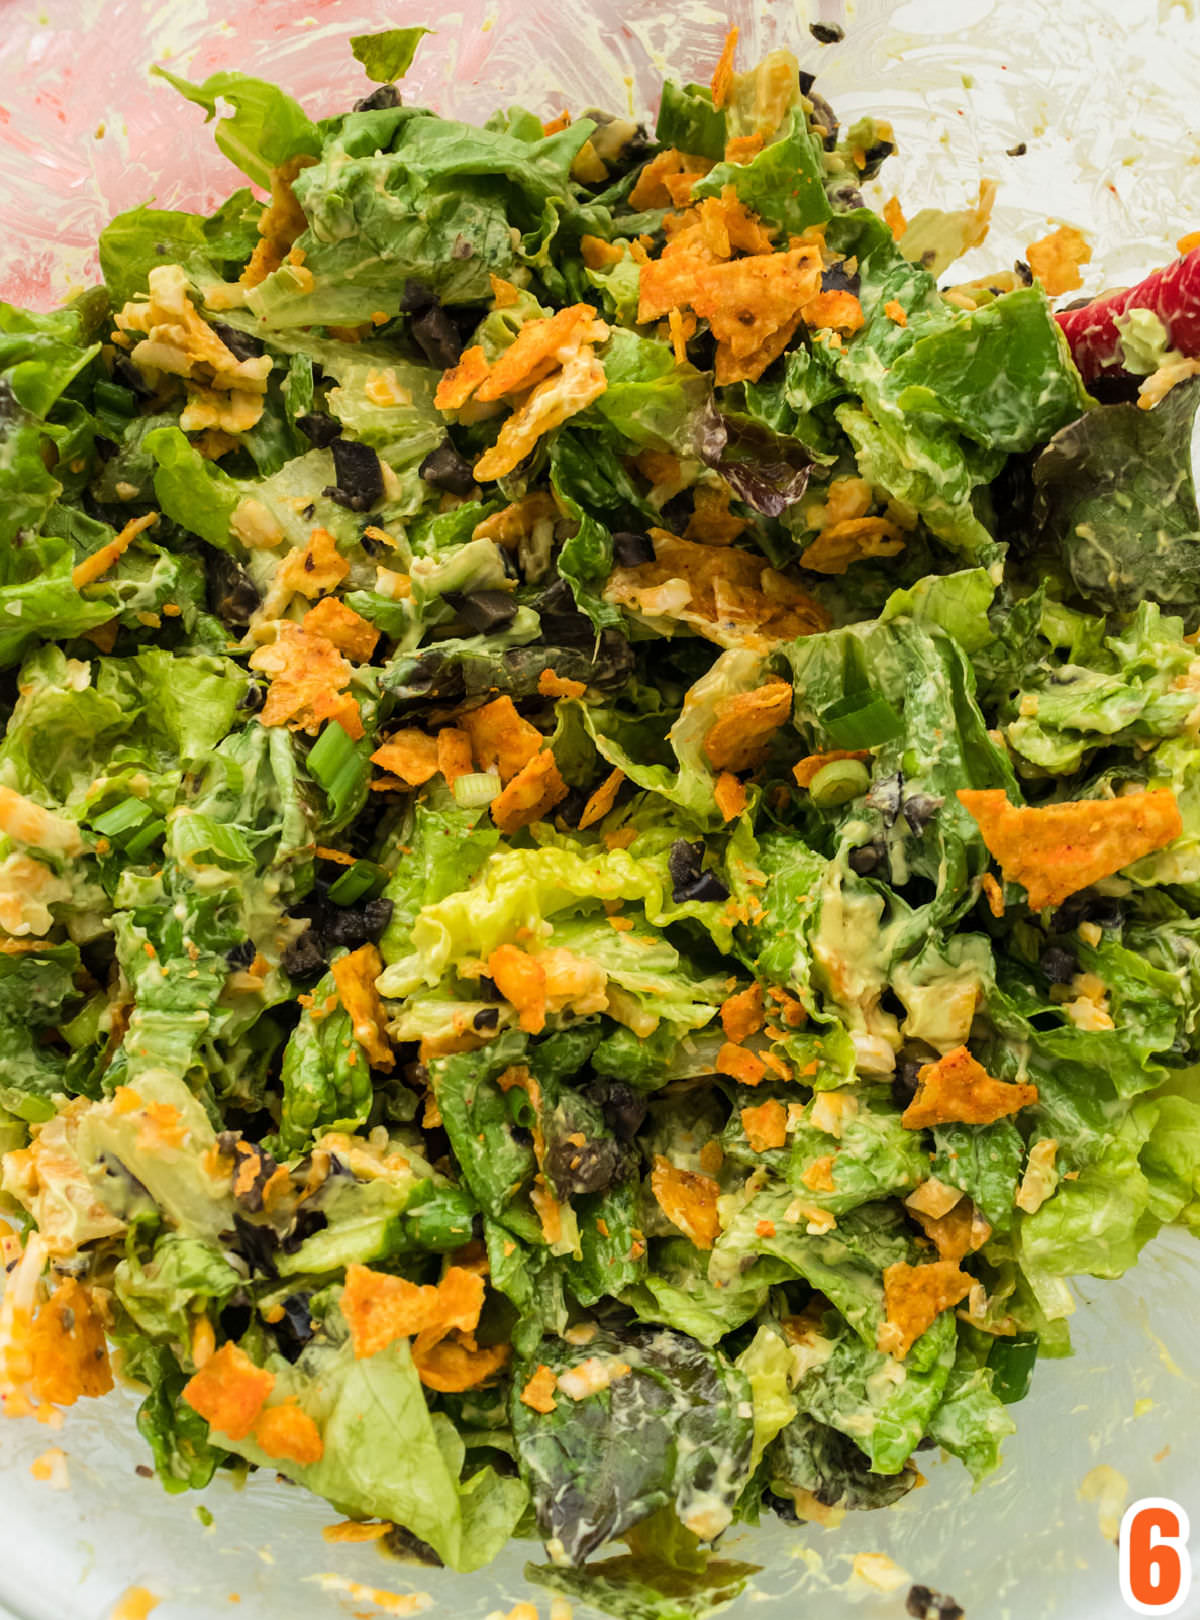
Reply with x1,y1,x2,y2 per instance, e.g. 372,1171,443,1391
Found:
902,1045,1037,1130
436,727,474,787
651,1155,721,1249
800,514,906,575
301,597,380,663
371,730,440,788
801,1154,836,1192
26,1278,113,1407
628,149,714,211
331,944,393,1071
462,696,543,783
711,25,739,109
473,492,559,548
724,132,765,164
741,1098,787,1153
521,1363,559,1413
721,981,764,1043
980,873,1005,917
71,511,159,589
240,155,318,288
793,748,871,789
488,944,548,1034
578,767,625,830
435,344,490,411
581,234,624,270
877,1261,973,1359
882,196,907,239
683,482,748,546
883,299,908,327
704,679,793,771
957,787,1182,911
541,109,570,136
250,624,363,739
910,1196,991,1264
473,343,608,481
476,305,602,401
714,772,747,821
254,1400,324,1465
803,289,864,336
182,1342,274,1439
490,748,568,833
413,1335,510,1393
1026,224,1093,296
716,1042,767,1085
277,526,350,601
340,1264,485,1360
538,668,587,700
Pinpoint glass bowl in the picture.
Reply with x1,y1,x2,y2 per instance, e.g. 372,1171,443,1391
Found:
2,2,1199,1616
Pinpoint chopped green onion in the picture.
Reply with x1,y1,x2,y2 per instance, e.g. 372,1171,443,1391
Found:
819,690,904,749
94,380,137,418
308,722,371,821
124,818,166,858
808,758,871,808
453,771,501,808
987,1331,1039,1404
327,860,387,907
92,797,153,838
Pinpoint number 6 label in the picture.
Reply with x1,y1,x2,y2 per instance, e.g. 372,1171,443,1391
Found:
1120,1498,1192,1614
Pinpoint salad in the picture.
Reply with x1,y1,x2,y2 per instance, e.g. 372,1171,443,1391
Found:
2,21,1200,1617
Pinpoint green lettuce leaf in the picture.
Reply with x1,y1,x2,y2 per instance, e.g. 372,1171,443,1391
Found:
349,27,431,82
153,67,321,191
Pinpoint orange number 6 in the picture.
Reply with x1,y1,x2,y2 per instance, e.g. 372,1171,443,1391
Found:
1120,1498,1191,1614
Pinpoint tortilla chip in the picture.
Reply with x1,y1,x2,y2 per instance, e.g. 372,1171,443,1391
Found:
240,155,318,288
490,273,522,306
435,344,490,411
476,304,601,401
538,668,587,699
711,25,739,109
683,482,749,546
581,234,625,270
490,748,569,833
877,1261,973,1359
1026,224,1092,296
902,1044,1037,1130
803,289,865,335
473,344,608,481
521,1363,559,1413
488,943,548,1035
741,1098,787,1153
340,1263,485,1360
714,771,748,821
628,149,714,211
704,678,793,771
71,511,159,589
578,767,625,830
413,1334,510,1393
371,729,440,787
909,1196,991,1265
801,1154,836,1192
301,596,380,662
277,526,350,600
882,196,907,239
716,1042,767,1085
792,749,871,789
436,727,474,787
182,1342,274,1439
462,696,543,783
26,1278,114,1407
721,981,764,1043
800,515,906,575
472,492,560,548
651,1155,721,1249
254,1400,324,1465
957,787,1182,911
250,623,363,739
331,943,393,1071
724,133,765,165
690,247,823,362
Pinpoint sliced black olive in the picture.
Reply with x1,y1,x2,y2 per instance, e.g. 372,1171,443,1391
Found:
902,792,943,834
282,928,327,982
820,262,861,297
111,351,154,397
1013,258,1033,284
765,1490,801,1524
211,320,264,361
685,870,730,903
806,89,840,149
281,1208,328,1254
323,438,384,511
384,1525,444,1567
225,939,256,968
221,1136,282,1214
1050,888,1124,932
447,590,519,634
362,896,394,940
323,908,370,949
585,1078,648,1142
410,304,464,369
206,551,261,627
906,1586,964,1620
237,683,266,713
535,579,596,649
1039,945,1079,983
798,69,816,94
354,83,402,113
544,1134,625,1198
611,530,655,568
296,411,343,449
228,1214,279,1279
668,839,704,899
810,20,845,41
272,1293,316,1363
419,438,476,494
473,1006,500,1031
847,841,884,876
866,774,903,826
400,279,438,313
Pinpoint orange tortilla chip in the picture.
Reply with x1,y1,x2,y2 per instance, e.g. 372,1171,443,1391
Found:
651,1155,721,1249
71,511,159,589
476,305,600,402
800,515,906,575
716,1042,767,1086
250,624,363,740
683,482,748,546
581,234,624,270
436,727,474,787
724,133,765,165
413,1334,510,1393
910,1197,990,1265
473,343,607,481
541,109,570,136
27,1278,114,1407
578,767,625,830
330,943,393,1071
340,1263,485,1360
710,25,739,109
490,748,568,834
1026,224,1092,297
793,749,871,789
435,344,490,411
462,696,543,783
278,526,350,600
628,149,714,212
957,787,1182,911
882,196,907,239
254,1400,324,1465
488,944,548,1035
538,668,587,700
714,771,747,821
801,1154,836,1192
690,247,823,364
301,597,380,662
521,1363,558,1413
182,1342,274,1440
371,729,440,787
878,1261,973,1359
704,679,793,771
473,491,559,548
902,1045,1037,1130
803,289,864,336
720,981,764,1043
741,1098,787,1153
